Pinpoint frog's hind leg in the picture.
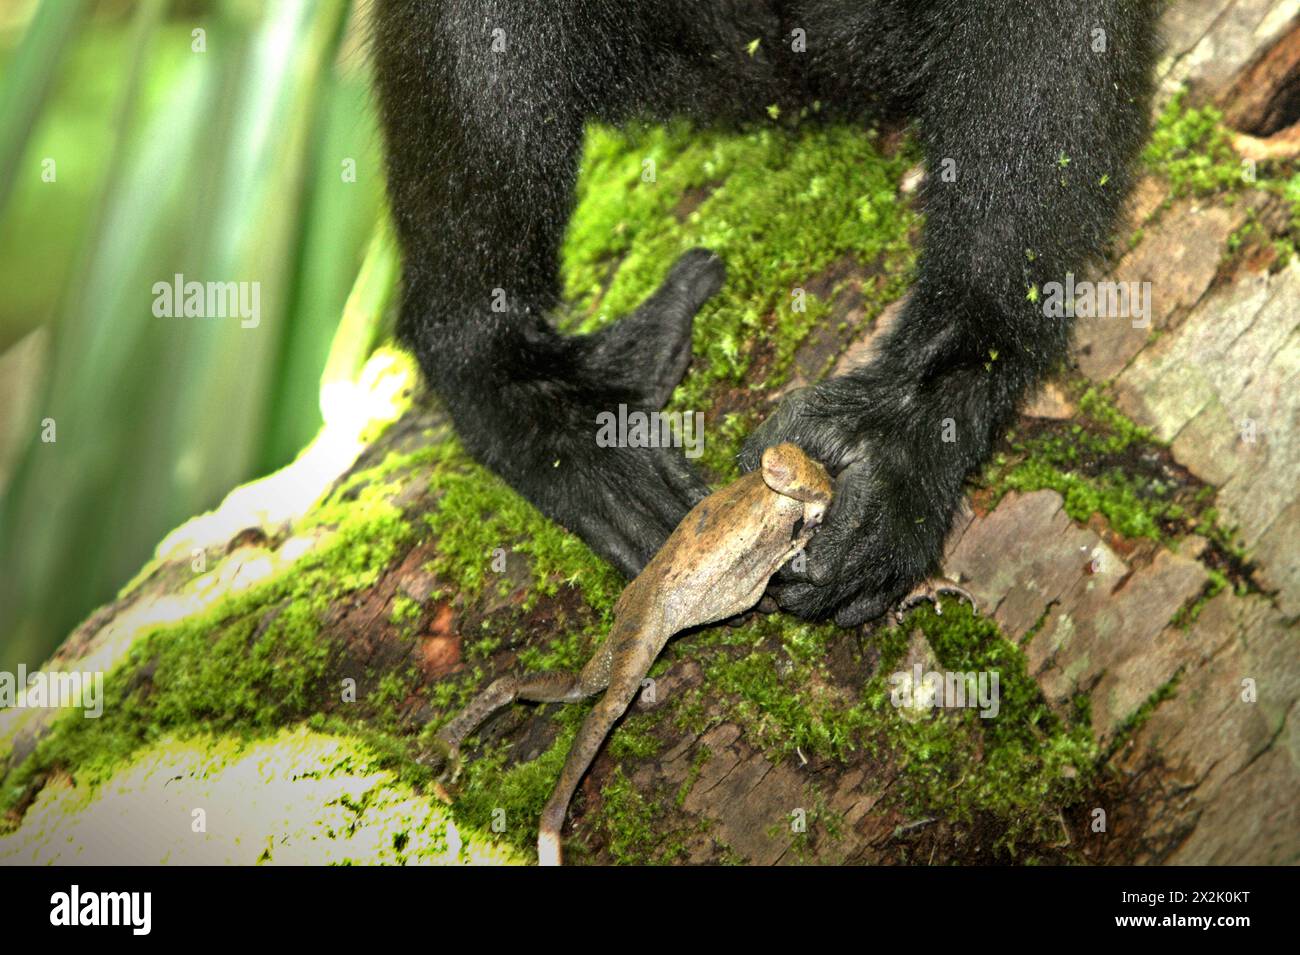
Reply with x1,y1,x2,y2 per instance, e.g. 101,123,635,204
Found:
437,672,585,748
893,578,977,624
536,668,643,866
434,652,612,780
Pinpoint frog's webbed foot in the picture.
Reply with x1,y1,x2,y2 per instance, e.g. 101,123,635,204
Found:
893,578,977,624
417,727,465,784
538,827,562,867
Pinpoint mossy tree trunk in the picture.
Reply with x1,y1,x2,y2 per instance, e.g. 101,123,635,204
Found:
2,0,1297,865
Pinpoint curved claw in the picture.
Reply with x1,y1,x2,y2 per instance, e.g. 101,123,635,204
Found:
893,578,977,624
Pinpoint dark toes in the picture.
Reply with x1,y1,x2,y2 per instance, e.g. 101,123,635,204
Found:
769,580,835,619
668,247,726,308
834,591,892,628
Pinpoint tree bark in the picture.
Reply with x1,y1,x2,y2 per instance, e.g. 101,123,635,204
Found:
2,0,1296,865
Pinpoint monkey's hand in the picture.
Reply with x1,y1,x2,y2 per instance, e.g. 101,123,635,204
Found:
738,372,970,626
451,249,725,578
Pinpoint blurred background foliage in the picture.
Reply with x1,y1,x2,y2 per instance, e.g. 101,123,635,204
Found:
0,0,392,669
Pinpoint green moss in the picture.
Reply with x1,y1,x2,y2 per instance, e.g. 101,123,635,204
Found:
607,712,664,760
695,409,759,482
1143,92,1244,197
516,623,600,674
980,385,1254,583
1075,388,1152,450
982,385,1185,540
310,714,438,794
421,438,623,615
463,629,502,662
387,594,424,641
1284,173,1300,226
425,665,485,716
2,449,422,818
440,688,667,859
596,767,691,865
873,604,1097,853
687,614,871,761
993,455,1172,539
1170,568,1229,630
433,588,1125,860
773,792,846,862
448,712,582,858
1227,213,1263,255
981,389,1255,582
705,645,872,760
1271,236,1296,269
1196,507,1252,567
675,744,712,808
1106,675,1181,756
370,668,421,731
562,121,919,473
669,685,717,738
1254,172,1300,268
666,598,1097,857
0,728,523,865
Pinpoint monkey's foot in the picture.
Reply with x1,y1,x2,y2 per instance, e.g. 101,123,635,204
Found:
893,578,977,624
585,247,724,410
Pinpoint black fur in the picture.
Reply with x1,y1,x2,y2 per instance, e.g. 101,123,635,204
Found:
372,0,1159,624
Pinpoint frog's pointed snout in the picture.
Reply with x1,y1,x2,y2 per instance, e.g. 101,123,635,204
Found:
790,500,827,547
803,500,828,532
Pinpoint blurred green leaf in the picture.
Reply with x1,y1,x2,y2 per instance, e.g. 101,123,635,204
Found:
0,0,387,669
0,0,92,223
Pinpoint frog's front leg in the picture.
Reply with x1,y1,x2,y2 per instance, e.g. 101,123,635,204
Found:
892,578,977,624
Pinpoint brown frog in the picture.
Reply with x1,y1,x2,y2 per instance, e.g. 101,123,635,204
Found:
434,442,834,865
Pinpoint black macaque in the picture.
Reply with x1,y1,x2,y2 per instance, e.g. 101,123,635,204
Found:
371,1,1158,625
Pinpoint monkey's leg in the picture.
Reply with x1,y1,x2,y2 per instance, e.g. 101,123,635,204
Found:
371,1,738,578
743,0,1159,626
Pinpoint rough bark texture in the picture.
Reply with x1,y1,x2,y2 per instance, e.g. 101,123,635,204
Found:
1,0,1296,865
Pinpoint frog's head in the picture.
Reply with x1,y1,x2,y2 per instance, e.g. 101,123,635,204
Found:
760,443,833,530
